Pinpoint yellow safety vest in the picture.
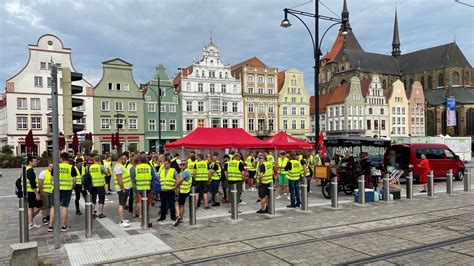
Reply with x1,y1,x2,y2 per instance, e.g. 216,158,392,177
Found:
227,160,242,181
228,154,234,160
194,160,209,181
210,161,222,181
246,156,256,171
287,160,303,181
22,166,36,193
40,169,53,193
187,159,196,173
179,169,192,194
74,165,85,185
89,163,105,187
59,163,74,190
262,161,273,184
278,157,289,174
135,163,152,191
114,163,132,188
160,168,176,191
266,154,274,166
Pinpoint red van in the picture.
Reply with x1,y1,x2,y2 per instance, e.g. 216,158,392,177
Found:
384,143,465,182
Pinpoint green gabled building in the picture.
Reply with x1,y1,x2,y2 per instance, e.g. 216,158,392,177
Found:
93,58,144,153
143,64,182,152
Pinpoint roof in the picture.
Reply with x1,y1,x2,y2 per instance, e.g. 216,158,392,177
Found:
172,65,193,91
102,58,133,66
327,83,350,105
164,128,273,149
360,77,371,98
321,30,364,63
231,56,267,69
277,71,285,93
424,87,474,106
264,131,315,150
344,50,400,75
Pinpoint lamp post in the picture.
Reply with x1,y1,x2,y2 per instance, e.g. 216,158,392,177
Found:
113,113,126,153
281,1,348,146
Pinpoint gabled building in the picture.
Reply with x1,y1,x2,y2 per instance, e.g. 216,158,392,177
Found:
93,58,144,153
143,64,182,152
277,68,311,140
174,41,243,135
364,74,389,137
386,80,409,137
231,57,279,138
2,34,94,155
407,81,425,136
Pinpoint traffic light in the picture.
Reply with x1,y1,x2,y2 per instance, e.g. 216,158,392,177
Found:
62,67,84,137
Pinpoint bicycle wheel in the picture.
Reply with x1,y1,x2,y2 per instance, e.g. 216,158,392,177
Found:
343,184,355,195
322,182,331,199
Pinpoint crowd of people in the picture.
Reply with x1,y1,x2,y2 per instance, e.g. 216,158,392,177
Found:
22,149,329,230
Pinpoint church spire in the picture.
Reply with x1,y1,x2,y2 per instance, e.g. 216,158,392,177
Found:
340,0,351,30
391,8,401,57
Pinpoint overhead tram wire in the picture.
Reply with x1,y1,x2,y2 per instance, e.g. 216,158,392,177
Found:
290,0,313,9
320,1,340,18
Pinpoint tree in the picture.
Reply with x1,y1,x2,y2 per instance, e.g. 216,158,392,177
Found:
80,140,93,156
1,145,13,155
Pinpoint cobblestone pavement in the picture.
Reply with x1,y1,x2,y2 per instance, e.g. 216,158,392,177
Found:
0,165,473,265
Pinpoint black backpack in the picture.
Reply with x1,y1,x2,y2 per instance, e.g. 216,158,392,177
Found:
15,176,23,198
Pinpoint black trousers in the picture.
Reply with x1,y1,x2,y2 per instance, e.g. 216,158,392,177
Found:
74,184,87,212
159,190,176,220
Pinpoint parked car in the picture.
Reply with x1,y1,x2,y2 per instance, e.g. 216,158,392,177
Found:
383,143,465,182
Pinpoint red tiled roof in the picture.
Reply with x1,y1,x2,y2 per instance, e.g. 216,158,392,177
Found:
231,56,267,69
327,83,350,105
360,77,371,98
277,71,285,93
172,65,193,92
322,31,344,62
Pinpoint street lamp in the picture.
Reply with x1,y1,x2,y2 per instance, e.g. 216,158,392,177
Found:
281,2,348,147
113,113,126,153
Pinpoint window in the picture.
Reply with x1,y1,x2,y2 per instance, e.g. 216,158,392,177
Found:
268,88,274,95
160,104,166,112
247,75,254,82
148,119,156,131
283,120,288,130
292,97,296,103
129,118,137,129
115,118,125,129
17,117,28,130
359,119,363,130
30,117,41,130
300,107,305,116
40,62,46,70
124,84,130,91
211,98,220,111
232,119,238,128
47,99,52,110
381,108,384,115
283,106,288,115
169,105,176,112
402,108,406,115
248,118,254,131
452,72,460,85
101,118,111,129
341,106,345,114
348,106,352,116
221,84,226,93
198,83,203,92
232,102,238,112
258,103,264,113
201,70,205,77
116,83,121,91
34,76,43,87
367,120,371,130
335,107,340,116
169,120,176,131
159,88,165,97
222,102,228,112
198,119,205,128
148,103,156,112
291,107,297,116
17,98,27,109
248,87,254,94
160,120,166,131
257,76,264,83
198,101,204,112
101,101,110,111
374,120,379,130
368,108,373,115
186,119,194,131
335,120,340,130
381,120,386,130
438,73,444,87
248,103,254,113
223,119,228,128
258,88,264,94
397,107,401,115
115,101,123,111
268,76,274,84
108,83,113,90
292,120,297,129
186,101,192,112
128,102,136,112
348,119,352,130
428,75,433,89
210,84,215,93
269,104,274,113
329,107,333,117
300,120,306,129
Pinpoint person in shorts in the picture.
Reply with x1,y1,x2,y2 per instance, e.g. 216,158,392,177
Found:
38,163,53,226
24,156,42,229
193,154,210,209
89,156,107,219
114,153,132,228
277,151,289,200
175,161,192,226
246,151,257,191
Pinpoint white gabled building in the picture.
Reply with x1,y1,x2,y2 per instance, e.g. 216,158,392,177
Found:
1,34,94,155
364,74,389,137
173,41,243,135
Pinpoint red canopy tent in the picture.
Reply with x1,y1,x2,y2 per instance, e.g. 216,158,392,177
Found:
264,131,315,150
165,128,273,149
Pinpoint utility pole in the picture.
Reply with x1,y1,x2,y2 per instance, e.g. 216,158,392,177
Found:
51,63,61,249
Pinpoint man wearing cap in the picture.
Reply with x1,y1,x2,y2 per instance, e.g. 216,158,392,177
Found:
285,152,303,208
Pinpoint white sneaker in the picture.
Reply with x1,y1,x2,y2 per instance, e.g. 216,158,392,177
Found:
309,190,313,194
28,224,40,230
120,221,130,228
283,193,288,196
239,201,247,205
123,219,130,223
287,195,290,200
276,195,282,200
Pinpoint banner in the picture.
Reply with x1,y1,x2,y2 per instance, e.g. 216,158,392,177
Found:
446,97,456,127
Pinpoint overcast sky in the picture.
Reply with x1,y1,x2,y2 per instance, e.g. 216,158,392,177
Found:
1,0,473,94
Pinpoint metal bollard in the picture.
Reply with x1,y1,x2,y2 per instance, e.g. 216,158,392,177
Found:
406,171,413,199
428,170,434,197
383,174,390,201
189,186,196,225
331,175,338,208
300,178,308,211
268,181,275,215
85,194,93,237
19,198,29,243
446,169,453,194
141,190,149,230
358,175,365,204
464,168,471,192
230,183,238,220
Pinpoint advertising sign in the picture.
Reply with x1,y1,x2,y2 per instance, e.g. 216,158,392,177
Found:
446,97,456,127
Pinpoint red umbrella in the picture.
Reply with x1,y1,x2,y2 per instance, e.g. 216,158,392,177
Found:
115,132,120,151
25,130,34,155
111,133,116,150
72,132,79,154
86,132,93,141
59,133,66,150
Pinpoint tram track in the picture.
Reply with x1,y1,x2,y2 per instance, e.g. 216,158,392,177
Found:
174,211,474,265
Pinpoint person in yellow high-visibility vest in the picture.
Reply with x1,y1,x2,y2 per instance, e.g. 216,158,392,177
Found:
174,160,192,226
246,151,257,191
113,153,132,228
285,152,304,208
256,154,274,213
24,157,42,229
193,154,210,209
103,155,113,194
38,163,53,227
209,153,222,207
277,151,289,200
225,153,246,205
158,158,178,222
89,156,107,219
73,157,87,215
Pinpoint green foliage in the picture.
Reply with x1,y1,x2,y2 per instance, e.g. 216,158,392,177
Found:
91,150,99,157
1,145,13,155
128,143,138,153
80,140,93,156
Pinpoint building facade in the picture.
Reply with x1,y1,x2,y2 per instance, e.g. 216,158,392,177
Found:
231,57,279,138
1,34,94,156
143,64,182,152
343,76,366,134
387,80,409,137
407,81,425,136
93,58,144,153
364,75,389,137
174,41,243,135
277,68,311,139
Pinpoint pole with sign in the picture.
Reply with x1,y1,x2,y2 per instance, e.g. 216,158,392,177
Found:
446,97,456,127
